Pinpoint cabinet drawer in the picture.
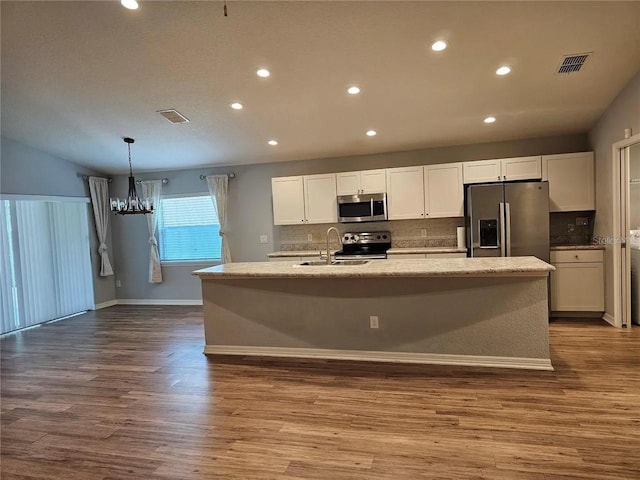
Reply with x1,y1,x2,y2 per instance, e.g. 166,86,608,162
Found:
550,250,603,263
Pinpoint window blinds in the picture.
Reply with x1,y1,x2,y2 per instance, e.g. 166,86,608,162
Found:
0,199,94,334
158,195,221,261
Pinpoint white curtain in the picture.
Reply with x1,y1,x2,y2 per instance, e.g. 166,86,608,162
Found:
206,175,232,263
140,180,163,283
88,177,114,276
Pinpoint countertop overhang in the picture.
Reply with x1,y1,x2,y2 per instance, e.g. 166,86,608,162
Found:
194,257,554,279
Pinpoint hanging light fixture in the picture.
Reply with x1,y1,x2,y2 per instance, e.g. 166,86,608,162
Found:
110,137,154,215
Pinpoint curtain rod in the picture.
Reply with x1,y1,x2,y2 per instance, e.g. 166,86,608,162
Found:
136,178,169,185
80,175,113,183
200,173,236,181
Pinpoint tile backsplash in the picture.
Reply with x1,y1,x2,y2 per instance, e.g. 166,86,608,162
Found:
549,211,595,246
278,218,464,251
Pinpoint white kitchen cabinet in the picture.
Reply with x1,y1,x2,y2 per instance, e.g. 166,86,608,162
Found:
272,174,337,225
304,174,337,224
542,152,595,212
336,169,386,195
424,163,464,217
386,166,425,220
463,156,542,184
462,159,502,184
550,249,604,311
271,176,305,225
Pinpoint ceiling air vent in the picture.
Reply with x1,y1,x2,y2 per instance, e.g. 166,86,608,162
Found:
556,53,592,74
157,109,190,124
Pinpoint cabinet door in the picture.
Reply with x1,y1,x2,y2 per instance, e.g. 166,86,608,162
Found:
542,152,595,212
360,169,387,193
462,159,502,184
386,167,425,220
336,171,361,196
501,156,542,181
271,176,305,225
304,174,337,224
424,163,464,217
550,262,604,311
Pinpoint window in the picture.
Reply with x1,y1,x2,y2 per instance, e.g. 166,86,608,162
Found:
158,195,221,262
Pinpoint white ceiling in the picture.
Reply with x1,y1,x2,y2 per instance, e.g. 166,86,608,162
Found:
2,1,639,174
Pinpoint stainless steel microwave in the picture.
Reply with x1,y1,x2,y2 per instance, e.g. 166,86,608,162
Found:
337,193,387,223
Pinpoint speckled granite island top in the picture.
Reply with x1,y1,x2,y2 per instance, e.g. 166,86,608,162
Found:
194,256,553,279
386,247,467,254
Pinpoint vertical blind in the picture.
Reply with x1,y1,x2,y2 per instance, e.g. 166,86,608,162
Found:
158,195,221,261
0,198,94,334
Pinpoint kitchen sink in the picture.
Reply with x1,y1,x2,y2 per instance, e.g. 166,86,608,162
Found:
296,260,370,266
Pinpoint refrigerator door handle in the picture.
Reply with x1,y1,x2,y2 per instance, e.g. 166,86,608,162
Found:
505,202,512,257
499,202,506,257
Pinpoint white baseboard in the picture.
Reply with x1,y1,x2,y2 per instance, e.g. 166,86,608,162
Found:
602,312,616,326
94,300,118,310
203,345,553,371
117,299,202,306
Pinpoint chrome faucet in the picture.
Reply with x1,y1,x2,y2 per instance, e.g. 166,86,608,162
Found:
326,227,342,265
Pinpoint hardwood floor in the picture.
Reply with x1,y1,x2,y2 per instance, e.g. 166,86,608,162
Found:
1,306,639,479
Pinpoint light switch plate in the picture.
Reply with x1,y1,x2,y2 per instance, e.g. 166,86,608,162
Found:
307,234,313,242
259,235,268,244
421,229,427,238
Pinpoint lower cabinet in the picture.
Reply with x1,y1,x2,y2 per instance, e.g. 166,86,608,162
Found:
550,250,605,311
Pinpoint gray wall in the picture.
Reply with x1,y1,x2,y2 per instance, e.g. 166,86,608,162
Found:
0,136,117,305
113,133,588,301
588,71,640,319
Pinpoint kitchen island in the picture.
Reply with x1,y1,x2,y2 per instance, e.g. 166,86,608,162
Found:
193,257,554,370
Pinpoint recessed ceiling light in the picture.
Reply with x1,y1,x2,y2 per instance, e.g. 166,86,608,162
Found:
431,40,447,52
366,130,377,137
484,116,496,124
496,66,511,76
347,86,361,95
257,68,270,78
120,0,139,10
267,140,278,146
229,102,244,110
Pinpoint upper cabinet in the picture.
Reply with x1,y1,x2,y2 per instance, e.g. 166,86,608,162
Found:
386,166,425,220
542,152,595,212
336,169,386,195
304,174,338,224
463,156,542,184
271,174,337,225
272,176,305,225
424,163,464,218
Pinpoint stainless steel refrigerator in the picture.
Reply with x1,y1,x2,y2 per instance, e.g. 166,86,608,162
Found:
466,181,549,262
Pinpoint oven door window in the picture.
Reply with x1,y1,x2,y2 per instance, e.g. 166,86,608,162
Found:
338,202,371,219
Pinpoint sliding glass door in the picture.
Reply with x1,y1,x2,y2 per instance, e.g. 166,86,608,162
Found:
0,197,94,334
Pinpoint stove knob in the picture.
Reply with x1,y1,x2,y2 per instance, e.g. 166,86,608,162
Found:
353,234,360,242
376,235,381,240
383,235,387,239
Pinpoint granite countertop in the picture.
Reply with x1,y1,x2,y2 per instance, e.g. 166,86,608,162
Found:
550,245,605,251
194,256,553,279
267,250,336,258
387,247,467,254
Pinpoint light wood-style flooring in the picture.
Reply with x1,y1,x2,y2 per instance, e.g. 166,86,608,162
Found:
1,306,639,479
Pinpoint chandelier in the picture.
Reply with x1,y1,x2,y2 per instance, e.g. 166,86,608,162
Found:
110,137,154,215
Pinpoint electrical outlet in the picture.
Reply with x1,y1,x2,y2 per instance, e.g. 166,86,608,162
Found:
259,235,268,244
369,315,379,329
567,224,575,233
421,229,427,238
115,280,122,288
307,234,313,242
